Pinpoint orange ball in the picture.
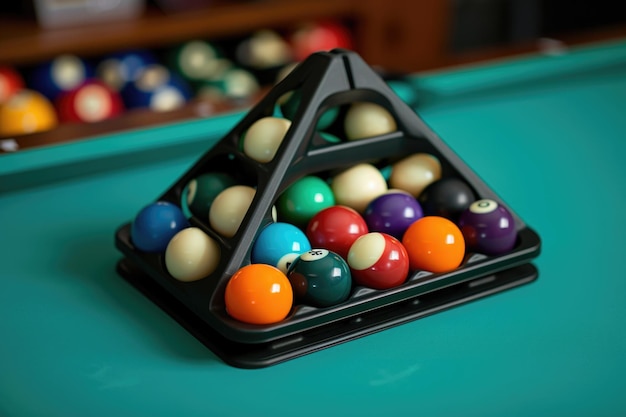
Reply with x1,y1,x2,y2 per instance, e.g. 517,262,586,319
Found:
402,216,465,273
0,89,58,137
225,264,293,325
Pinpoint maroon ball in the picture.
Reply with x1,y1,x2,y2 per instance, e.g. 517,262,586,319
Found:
364,191,423,239
458,199,517,255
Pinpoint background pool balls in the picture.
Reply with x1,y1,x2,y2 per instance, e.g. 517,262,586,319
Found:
458,199,518,255
55,80,124,123
287,249,352,307
0,90,58,137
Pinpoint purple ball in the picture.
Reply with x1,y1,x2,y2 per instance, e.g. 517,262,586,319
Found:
364,191,423,239
458,199,517,255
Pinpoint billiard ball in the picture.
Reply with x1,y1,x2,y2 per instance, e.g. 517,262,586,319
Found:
121,64,192,111
236,30,293,70
196,66,260,102
29,54,92,100
458,199,517,255
251,222,311,274
306,205,368,260
169,40,222,82
97,50,158,92
402,216,465,273
290,21,353,62
347,232,409,290
185,172,237,219
0,90,58,137
344,102,397,140
55,80,124,123
363,190,423,239
131,201,189,253
0,66,24,104
165,227,221,282
276,175,335,229
331,163,388,213
418,177,476,222
389,153,442,197
225,264,293,325
209,185,256,238
242,116,292,163
287,249,352,307
279,89,339,131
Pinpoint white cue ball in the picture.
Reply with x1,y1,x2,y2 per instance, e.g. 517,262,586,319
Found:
165,227,221,282
389,153,442,197
243,116,291,163
209,185,256,238
331,163,388,213
344,102,397,140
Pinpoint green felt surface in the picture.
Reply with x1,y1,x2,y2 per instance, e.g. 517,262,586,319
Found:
1,40,625,416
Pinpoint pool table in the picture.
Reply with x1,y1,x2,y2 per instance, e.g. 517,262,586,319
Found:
1,38,625,416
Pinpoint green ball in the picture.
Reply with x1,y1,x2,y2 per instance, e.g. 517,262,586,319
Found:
185,173,237,219
287,249,352,308
169,40,222,81
277,176,335,228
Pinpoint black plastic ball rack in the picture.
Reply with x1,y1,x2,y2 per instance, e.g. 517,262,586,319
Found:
115,49,541,368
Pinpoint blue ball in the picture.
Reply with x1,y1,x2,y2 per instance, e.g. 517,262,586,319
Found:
29,54,93,100
131,201,190,253
121,64,192,110
97,50,158,92
251,222,311,274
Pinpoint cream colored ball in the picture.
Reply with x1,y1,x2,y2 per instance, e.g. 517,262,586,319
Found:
243,116,291,163
331,163,388,213
209,185,256,238
389,153,442,197
165,227,221,282
344,102,397,140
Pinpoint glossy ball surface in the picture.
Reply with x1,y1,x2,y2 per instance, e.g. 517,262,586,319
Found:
458,199,517,255
331,163,388,213
306,205,368,260
276,176,335,228
389,153,442,197
209,185,255,238
186,172,237,219
225,264,293,325
287,249,352,307
402,216,465,273
243,116,291,163
251,222,311,274
418,177,476,222
0,90,58,136
344,102,397,140
364,190,423,239
165,227,221,282
131,201,189,253
347,232,409,289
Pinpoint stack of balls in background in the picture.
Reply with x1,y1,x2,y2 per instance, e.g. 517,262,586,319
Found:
128,93,520,326
0,20,354,140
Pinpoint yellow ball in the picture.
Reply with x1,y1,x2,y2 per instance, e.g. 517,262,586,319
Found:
0,89,57,136
344,102,397,140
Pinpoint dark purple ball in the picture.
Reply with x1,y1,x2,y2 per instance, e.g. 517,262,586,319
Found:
364,191,423,239
458,199,517,255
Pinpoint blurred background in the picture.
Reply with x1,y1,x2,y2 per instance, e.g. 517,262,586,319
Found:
1,0,625,151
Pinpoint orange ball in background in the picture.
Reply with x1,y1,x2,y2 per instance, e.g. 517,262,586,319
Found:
0,89,58,137
402,216,466,273
225,264,293,325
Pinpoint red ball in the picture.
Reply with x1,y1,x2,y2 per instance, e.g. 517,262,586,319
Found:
347,232,409,290
291,21,353,61
0,66,24,103
306,205,368,260
55,79,124,123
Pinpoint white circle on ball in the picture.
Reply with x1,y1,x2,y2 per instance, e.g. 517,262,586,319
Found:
165,227,221,282
180,41,218,79
277,252,300,274
151,86,185,112
75,84,112,122
344,102,397,140
300,249,329,262
186,179,198,206
469,199,499,214
347,232,385,271
243,117,291,163
331,163,387,213
209,185,255,238
52,55,85,90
